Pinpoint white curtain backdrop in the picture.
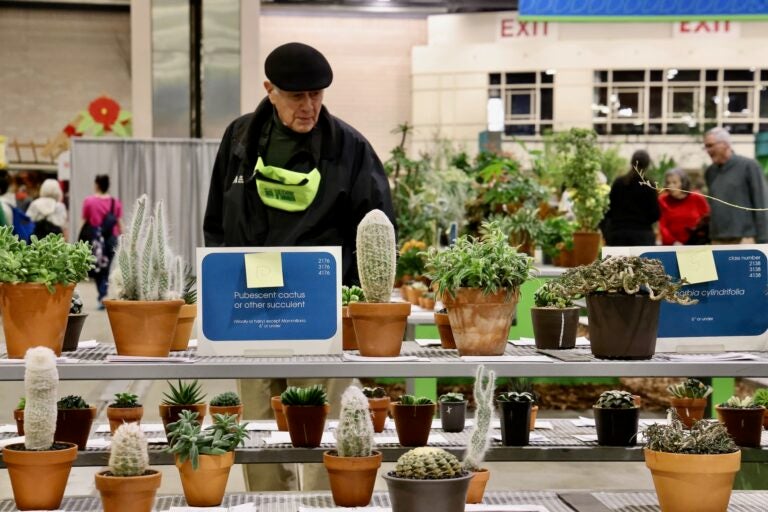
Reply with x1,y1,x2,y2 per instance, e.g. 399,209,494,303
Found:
70,137,220,269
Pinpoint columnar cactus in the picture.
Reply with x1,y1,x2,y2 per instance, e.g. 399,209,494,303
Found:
109,423,149,477
23,347,58,451
335,386,374,457
356,209,396,303
462,365,496,472
394,447,464,480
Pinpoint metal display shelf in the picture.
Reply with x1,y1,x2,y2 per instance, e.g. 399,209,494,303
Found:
559,490,768,512
2,342,768,380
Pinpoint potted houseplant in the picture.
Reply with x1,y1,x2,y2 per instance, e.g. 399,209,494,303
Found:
107,392,144,434
539,215,577,267
407,280,428,305
644,412,741,512
419,291,436,310
171,268,197,351
281,384,330,448
2,347,78,510
94,422,162,512
13,397,24,436
362,386,390,433
392,394,436,447
507,377,540,431
55,394,97,450
530,279,579,350
434,307,456,349
165,410,249,507
62,289,87,352
496,391,534,446
104,194,186,357
341,285,364,350
395,239,427,287
0,228,93,358
425,221,535,356
323,386,382,507
559,255,695,359
753,388,768,429
593,390,640,447
667,378,712,429
159,379,207,434
383,447,472,512
462,365,496,504
270,394,288,431
209,391,243,422
438,392,467,432
715,395,765,448
348,209,411,357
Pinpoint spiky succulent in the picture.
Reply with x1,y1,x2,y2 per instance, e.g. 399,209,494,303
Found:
463,365,496,472
362,386,387,399
162,380,206,406
496,391,535,403
210,391,241,407
164,410,249,470
57,395,89,409
393,447,465,480
24,347,58,450
667,378,713,399
399,394,434,405
335,386,374,457
595,390,636,409
356,209,396,303
438,393,465,403
644,410,737,454
753,389,768,408
111,392,140,408
720,395,760,409
109,422,149,477
280,385,328,406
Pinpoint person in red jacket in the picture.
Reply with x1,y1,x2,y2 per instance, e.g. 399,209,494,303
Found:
659,168,710,245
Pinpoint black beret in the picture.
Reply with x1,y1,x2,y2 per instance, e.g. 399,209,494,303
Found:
265,42,333,92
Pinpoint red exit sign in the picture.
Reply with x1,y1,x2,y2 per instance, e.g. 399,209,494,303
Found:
675,21,739,37
500,18,552,38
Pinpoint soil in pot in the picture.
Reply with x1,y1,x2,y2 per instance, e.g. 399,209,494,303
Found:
587,293,660,360
62,313,88,352
176,451,234,507
497,400,532,446
670,398,707,429
368,397,390,433
107,405,144,434
443,288,518,356
434,312,456,349
383,471,472,512
283,404,330,448
55,406,97,450
393,404,436,446
95,469,162,512
531,307,579,350
593,407,640,446
716,407,765,448
439,401,467,432
349,302,411,357
323,450,382,507
271,396,288,431
2,442,78,511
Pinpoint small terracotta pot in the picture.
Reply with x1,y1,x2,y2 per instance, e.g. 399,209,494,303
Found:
341,306,358,350
271,396,288,431
159,403,207,434
107,405,144,434
349,302,411,357
2,442,78,511
368,396,390,433
529,405,539,432
443,288,518,356
434,312,456,349
55,406,97,450
95,469,162,512
419,297,435,310
62,313,88,352
406,287,424,305
170,303,197,351
466,468,490,504
209,404,243,423
324,450,382,507
716,406,765,448
670,397,707,429
392,403,436,447
14,408,24,436
764,409,768,430
103,299,184,357
176,451,234,507
572,231,601,266
283,404,330,448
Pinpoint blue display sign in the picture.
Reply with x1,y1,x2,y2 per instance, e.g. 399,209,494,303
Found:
519,0,768,20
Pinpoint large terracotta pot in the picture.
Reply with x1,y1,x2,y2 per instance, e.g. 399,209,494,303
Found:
531,306,580,350
271,396,288,431
466,468,490,504
170,303,197,351
95,469,162,512
368,396,390,433
62,313,88,352
434,312,456,349
176,451,234,507
283,404,330,448
209,404,243,423
341,306,357,350
587,293,660,360
392,403,436,447
715,406,765,448
55,406,97,450
443,288,518,356
1,282,74,358
572,231,601,266
670,398,708,429
383,471,472,512
159,403,207,434
323,451,382,507
107,406,144,434
644,448,741,512
348,302,411,357
2,442,78,511
103,299,184,357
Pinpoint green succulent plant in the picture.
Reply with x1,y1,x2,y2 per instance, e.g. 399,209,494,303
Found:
210,391,241,407
719,396,760,409
362,386,387,399
280,385,328,406
57,395,90,409
496,391,535,403
398,394,434,405
341,285,365,306
644,411,737,454
110,392,140,408
164,410,249,470
16,397,25,410
438,392,465,403
667,378,713,399
533,280,574,308
595,390,636,409
162,380,206,406
752,389,768,408
392,447,465,480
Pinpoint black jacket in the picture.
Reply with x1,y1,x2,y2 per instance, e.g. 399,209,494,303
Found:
203,98,395,284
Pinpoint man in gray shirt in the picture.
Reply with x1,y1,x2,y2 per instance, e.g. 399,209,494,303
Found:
704,127,768,244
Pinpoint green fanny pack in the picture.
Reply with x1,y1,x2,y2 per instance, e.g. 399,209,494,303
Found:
254,157,320,212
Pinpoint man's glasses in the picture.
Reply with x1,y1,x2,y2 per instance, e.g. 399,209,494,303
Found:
703,141,723,149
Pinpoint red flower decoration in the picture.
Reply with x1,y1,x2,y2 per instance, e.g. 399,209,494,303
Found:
88,96,120,130
63,124,81,137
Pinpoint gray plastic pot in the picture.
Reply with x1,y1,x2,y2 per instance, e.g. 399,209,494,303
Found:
383,472,472,512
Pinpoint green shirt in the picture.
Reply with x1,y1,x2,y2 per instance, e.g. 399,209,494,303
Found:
262,112,312,169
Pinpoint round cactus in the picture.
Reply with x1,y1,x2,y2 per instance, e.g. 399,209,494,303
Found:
109,423,149,477
393,447,464,480
335,386,374,457
24,346,59,451
356,209,396,303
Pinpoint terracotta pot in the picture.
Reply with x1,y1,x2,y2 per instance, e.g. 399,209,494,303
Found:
593,406,639,447
466,468,490,504
348,302,411,357
572,231,601,266
159,403,207,434
341,306,358,350
587,293,660,360
392,403,436,446
107,405,144,434
324,450,382,507
170,303,197,351
443,288,518,356
283,404,330,448
439,400,467,432
95,469,162,512
368,396,390,433
670,398,708,429
271,396,288,431
209,404,243,423
497,400,531,446
419,297,436,310
176,451,234,507
529,405,539,432
644,448,741,512
55,406,97,450
764,409,768,430
14,408,24,436
406,287,424,305
1,282,74,358
434,312,456,349
384,471,472,512
103,299,184,357
531,306,580,350
2,442,78,511
554,247,576,268
62,313,88,352
716,406,765,448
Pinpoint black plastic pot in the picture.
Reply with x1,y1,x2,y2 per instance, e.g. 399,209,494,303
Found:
497,400,532,446
61,313,88,352
439,401,467,432
383,472,472,512
593,406,639,446
587,293,660,360
531,306,579,350
392,404,436,447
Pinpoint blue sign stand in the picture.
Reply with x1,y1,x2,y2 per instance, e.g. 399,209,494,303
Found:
196,246,342,356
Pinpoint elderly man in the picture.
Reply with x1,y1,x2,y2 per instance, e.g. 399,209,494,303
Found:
203,43,394,491
703,127,768,244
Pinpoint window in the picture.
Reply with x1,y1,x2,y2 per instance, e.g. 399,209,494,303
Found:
488,71,554,136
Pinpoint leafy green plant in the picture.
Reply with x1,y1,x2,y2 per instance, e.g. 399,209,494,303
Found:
69,290,83,314
533,280,573,308
0,226,94,292
280,385,328,406
719,396,760,409
396,240,428,280
595,390,636,409
643,412,737,454
399,395,434,405
438,392,465,403
210,391,241,407
110,392,140,408
16,397,25,410
496,391,535,403
667,378,713,399
752,389,768,408
183,267,197,305
486,211,543,252
538,216,577,260
341,285,365,306
362,386,387,399
162,380,206,406
164,410,249,470
57,395,89,409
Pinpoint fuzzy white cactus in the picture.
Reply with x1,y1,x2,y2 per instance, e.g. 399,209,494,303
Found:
23,347,58,451
462,365,496,472
355,209,396,303
109,423,149,477
335,386,374,457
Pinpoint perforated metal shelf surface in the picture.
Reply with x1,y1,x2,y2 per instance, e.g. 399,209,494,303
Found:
590,490,768,511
